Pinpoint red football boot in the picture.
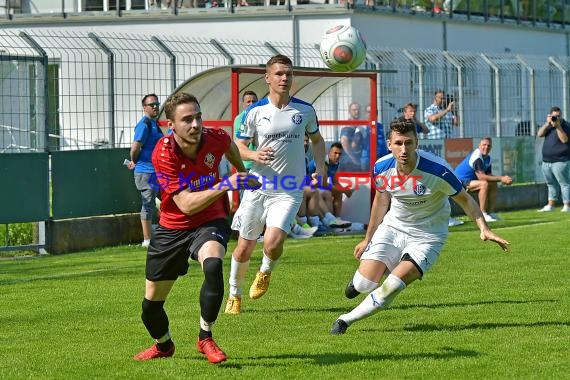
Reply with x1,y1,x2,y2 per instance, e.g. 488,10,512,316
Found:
197,337,227,364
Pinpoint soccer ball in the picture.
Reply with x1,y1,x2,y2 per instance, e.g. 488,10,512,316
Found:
319,25,367,72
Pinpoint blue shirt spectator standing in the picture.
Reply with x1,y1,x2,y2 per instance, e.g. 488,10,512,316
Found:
536,106,570,212
128,93,163,248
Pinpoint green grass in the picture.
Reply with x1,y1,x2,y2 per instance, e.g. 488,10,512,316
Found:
1,209,569,379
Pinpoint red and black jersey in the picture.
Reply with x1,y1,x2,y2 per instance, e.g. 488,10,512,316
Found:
152,128,231,230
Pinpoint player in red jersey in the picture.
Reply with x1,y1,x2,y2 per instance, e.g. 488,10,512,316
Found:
133,92,259,364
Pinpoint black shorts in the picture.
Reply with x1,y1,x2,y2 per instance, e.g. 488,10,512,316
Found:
145,218,231,281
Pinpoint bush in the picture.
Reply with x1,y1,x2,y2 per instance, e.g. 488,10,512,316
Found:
1,223,34,246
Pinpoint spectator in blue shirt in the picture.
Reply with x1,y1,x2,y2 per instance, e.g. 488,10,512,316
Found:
364,104,389,161
455,137,513,222
309,142,353,224
128,94,163,247
340,102,367,171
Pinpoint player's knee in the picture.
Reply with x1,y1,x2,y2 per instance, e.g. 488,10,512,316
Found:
203,257,224,293
233,240,256,261
353,270,378,293
141,298,168,339
142,298,164,314
370,274,406,308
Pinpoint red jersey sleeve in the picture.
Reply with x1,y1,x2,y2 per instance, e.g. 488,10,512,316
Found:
151,135,184,195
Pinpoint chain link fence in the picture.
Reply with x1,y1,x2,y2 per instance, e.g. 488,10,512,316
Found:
0,28,568,153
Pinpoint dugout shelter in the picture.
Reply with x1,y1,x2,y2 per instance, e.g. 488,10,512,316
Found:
158,65,381,224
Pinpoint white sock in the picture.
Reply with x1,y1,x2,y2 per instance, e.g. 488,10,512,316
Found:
200,316,214,332
309,215,320,227
229,256,250,297
353,270,378,293
259,250,277,274
298,216,308,225
340,274,406,325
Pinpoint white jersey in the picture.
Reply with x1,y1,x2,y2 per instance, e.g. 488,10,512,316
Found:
373,150,463,236
237,96,319,195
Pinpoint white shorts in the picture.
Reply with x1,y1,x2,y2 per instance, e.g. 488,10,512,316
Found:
231,190,303,240
360,224,446,276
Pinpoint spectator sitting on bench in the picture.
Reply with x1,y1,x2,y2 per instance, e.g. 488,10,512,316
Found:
308,142,353,228
454,137,513,222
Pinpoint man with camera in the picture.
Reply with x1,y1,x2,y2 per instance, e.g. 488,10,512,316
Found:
424,90,459,139
537,106,570,212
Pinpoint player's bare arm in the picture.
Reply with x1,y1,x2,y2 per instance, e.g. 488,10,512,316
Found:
474,170,513,185
354,191,390,259
452,189,510,252
172,172,254,216
236,138,274,165
225,140,247,173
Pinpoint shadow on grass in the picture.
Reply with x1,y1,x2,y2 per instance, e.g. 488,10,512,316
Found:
244,346,479,366
255,299,555,314
0,265,142,285
398,320,570,332
391,298,556,310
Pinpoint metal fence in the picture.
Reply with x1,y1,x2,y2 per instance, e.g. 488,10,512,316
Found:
1,29,568,152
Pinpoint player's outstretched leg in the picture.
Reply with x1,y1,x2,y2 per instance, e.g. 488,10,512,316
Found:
134,299,175,360
197,257,227,363
331,274,405,335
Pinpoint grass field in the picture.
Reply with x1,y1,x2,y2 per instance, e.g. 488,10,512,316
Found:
1,209,569,379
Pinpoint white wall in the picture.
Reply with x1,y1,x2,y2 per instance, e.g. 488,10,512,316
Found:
3,10,567,56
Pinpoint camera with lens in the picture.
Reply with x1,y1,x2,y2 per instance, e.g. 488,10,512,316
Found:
444,94,455,108
551,115,559,122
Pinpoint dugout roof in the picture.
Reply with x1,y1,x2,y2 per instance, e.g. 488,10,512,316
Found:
158,65,378,128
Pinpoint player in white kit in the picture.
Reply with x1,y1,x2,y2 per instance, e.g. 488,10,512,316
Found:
225,54,327,314
330,118,510,335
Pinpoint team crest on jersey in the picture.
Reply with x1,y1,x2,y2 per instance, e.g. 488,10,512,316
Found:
204,152,216,169
291,113,303,125
413,183,426,196
374,175,386,190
